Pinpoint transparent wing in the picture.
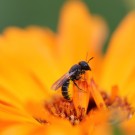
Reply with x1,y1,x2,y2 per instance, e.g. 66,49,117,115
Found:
51,71,75,90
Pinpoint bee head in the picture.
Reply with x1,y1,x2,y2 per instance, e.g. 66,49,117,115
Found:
78,61,91,71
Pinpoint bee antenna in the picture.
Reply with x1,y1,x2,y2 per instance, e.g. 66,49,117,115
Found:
87,57,94,63
85,52,88,61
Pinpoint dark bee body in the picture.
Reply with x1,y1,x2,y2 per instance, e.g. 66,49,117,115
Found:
62,79,71,100
51,58,93,100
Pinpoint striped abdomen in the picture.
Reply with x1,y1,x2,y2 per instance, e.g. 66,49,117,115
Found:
61,79,71,100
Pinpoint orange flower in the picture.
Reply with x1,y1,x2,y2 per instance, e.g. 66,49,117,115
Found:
0,1,135,135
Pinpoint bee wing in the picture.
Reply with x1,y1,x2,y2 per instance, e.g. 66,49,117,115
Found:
51,71,75,90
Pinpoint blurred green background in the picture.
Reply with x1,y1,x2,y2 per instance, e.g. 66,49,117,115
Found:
0,0,134,41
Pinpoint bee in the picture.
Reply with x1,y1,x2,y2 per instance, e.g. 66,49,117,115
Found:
51,57,94,100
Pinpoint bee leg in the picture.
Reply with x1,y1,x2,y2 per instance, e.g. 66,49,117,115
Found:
73,81,87,93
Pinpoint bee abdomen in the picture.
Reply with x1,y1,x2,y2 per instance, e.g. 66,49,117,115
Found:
62,79,71,100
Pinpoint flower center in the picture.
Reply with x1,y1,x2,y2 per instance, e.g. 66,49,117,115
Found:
44,79,133,125
45,97,85,125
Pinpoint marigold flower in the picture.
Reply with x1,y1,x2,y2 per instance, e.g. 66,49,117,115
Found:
0,1,135,135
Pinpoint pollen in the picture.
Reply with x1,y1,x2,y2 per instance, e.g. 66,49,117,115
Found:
45,97,85,125
45,79,133,125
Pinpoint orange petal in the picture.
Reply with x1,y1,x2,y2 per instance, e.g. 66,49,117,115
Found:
1,123,38,135
0,85,24,109
3,27,62,89
80,109,109,135
0,27,62,102
122,113,135,135
57,1,107,77
90,79,107,110
100,11,135,92
25,101,53,124
26,26,57,57
0,103,36,124
90,16,108,54
43,119,80,135
73,79,90,115
0,63,49,103
121,69,135,107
